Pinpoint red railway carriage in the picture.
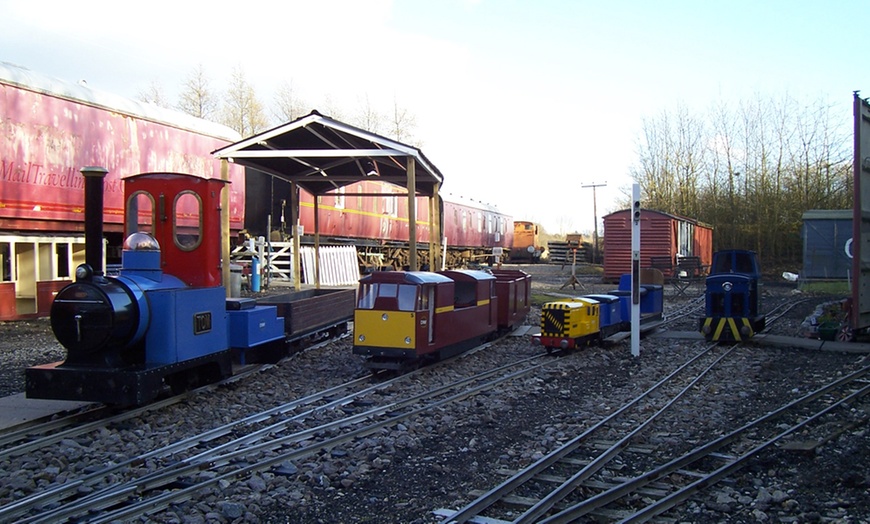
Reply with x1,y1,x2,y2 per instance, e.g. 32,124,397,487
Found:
352,268,531,369
291,179,513,269
0,63,245,319
602,208,712,281
0,62,245,238
440,194,510,252
493,268,532,327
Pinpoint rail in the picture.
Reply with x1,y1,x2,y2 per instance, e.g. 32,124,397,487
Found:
436,342,731,523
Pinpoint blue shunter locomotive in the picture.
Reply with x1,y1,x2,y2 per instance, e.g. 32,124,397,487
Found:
699,249,766,342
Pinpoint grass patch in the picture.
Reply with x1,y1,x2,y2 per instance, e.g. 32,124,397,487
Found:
798,281,850,295
531,293,555,306
531,291,581,306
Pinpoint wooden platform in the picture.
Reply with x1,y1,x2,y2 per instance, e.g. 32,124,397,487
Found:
655,331,870,354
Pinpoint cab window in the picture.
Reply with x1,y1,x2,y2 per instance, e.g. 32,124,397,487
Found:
397,284,418,311
174,190,202,251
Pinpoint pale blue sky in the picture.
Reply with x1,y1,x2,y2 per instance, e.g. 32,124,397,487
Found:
2,0,866,235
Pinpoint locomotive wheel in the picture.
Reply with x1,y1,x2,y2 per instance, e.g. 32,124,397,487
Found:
837,325,856,343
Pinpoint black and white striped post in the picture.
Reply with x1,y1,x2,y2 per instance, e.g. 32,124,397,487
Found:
631,184,641,357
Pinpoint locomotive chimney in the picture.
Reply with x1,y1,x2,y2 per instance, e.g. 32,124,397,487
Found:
81,166,108,276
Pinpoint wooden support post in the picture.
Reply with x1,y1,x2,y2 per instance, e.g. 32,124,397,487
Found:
407,157,417,271
432,183,442,270
314,194,321,289
291,182,301,291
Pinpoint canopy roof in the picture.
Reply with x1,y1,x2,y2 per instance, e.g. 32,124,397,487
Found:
212,110,444,196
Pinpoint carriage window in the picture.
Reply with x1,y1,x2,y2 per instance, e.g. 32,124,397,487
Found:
334,187,345,209
173,191,202,251
378,283,398,298
126,191,155,234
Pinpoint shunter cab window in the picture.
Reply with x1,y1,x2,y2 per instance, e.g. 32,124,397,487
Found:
712,252,755,275
357,283,418,311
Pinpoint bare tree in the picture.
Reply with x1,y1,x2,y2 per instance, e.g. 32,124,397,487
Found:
390,97,417,144
136,80,170,108
317,94,345,122
272,79,308,123
632,94,851,266
353,94,383,134
221,66,268,137
177,64,218,120
632,103,705,218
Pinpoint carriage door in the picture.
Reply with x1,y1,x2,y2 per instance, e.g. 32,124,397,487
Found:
422,284,435,343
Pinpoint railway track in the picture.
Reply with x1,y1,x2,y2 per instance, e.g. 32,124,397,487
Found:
434,341,734,523
1,285,859,522
0,332,350,459
0,340,553,523
435,339,867,524
535,364,870,523
0,364,266,461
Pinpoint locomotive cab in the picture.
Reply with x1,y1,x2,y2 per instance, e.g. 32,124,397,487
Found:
353,271,454,367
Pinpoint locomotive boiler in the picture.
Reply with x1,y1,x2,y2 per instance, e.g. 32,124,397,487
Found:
26,169,285,406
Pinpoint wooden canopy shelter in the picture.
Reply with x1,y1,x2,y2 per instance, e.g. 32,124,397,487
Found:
212,110,445,288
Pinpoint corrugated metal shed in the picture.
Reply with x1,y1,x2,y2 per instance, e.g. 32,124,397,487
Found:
602,209,713,280
802,209,852,280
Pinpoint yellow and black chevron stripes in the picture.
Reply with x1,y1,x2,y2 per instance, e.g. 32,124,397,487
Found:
541,307,571,337
702,317,755,341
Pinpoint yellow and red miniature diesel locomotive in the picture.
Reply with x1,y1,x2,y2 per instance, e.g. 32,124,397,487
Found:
352,269,531,369
538,298,602,350
533,276,664,352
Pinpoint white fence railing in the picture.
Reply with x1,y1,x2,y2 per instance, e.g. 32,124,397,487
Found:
231,239,360,287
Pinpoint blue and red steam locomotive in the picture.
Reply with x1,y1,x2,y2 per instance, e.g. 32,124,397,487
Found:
26,170,287,406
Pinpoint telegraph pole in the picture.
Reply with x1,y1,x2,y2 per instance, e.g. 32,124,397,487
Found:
582,182,606,264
